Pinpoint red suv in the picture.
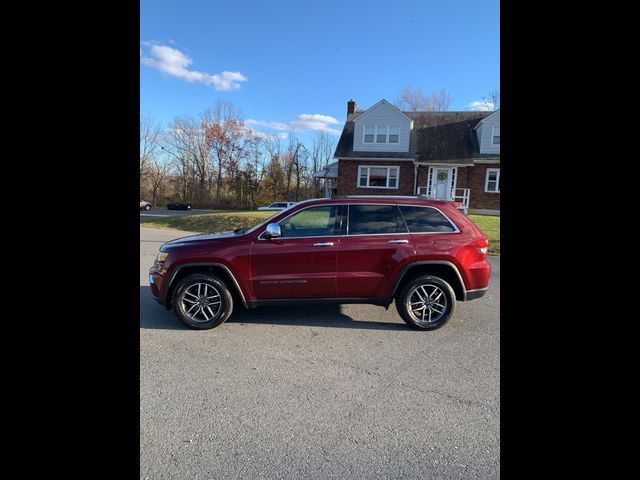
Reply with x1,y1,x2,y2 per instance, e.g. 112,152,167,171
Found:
149,197,491,331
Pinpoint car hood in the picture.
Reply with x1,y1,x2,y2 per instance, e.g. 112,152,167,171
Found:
162,231,236,248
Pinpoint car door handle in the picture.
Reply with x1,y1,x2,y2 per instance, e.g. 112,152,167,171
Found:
313,242,334,247
388,239,409,244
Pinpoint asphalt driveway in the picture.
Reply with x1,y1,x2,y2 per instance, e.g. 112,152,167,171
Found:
140,227,500,479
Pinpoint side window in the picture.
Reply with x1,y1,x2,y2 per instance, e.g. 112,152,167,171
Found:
348,205,406,235
279,205,340,238
399,206,457,233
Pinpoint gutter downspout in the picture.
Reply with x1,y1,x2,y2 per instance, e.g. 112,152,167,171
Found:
413,162,418,195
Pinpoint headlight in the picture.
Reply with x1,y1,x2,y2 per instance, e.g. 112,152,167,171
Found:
156,252,169,263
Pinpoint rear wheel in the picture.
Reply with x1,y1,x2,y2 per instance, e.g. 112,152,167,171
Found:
396,275,455,330
172,274,233,329
144,204,151,210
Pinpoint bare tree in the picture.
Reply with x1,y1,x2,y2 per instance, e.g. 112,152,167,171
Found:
140,115,162,183
394,86,426,112
483,88,500,110
168,115,210,206
204,100,247,207
394,86,454,111
310,132,336,197
147,157,171,206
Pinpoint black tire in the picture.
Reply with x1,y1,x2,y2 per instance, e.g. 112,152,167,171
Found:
172,273,233,330
144,204,151,210
395,275,456,330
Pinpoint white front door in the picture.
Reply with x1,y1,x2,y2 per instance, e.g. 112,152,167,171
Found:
434,168,452,200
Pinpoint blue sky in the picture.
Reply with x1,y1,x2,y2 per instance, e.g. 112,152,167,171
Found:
140,0,499,140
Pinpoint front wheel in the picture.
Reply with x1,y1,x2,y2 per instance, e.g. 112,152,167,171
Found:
172,274,233,329
144,204,151,210
396,275,456,330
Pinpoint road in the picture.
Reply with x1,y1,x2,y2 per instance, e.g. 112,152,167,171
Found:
140,227,500,479
140,208,216,218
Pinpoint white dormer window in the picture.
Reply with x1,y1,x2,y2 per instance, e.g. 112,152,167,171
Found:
491,126,500,146
389,126,399,143
363,125,400,144
364,125,375,143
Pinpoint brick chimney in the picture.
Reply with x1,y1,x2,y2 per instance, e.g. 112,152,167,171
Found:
347,99,356,117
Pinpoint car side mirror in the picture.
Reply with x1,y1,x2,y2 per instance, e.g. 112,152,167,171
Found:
264,223,282,239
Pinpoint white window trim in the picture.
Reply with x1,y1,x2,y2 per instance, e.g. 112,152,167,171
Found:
388,125,400,143
484,168,500,193
357,165,400,189
362,125,400,144
427,167,457,200
491,126,500,146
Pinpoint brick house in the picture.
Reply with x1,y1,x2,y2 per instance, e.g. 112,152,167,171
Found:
314,99,500,214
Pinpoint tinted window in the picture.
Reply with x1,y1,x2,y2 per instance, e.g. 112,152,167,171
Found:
399,206,457,233
279,205,340,238
348,205,406,235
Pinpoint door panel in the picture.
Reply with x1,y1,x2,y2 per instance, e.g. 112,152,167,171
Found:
336,204,414,298
250,204,343,299
251,237,339,298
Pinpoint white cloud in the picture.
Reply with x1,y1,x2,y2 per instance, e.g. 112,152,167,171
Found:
246,113,343,136
467,100,495,111
244,129,288,140
291,114,342,135
140,43,247,91
246,119,289,131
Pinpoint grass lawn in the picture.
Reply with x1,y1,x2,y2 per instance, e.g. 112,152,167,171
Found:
140,210,276,233
140,210,500,255
468,215,500,255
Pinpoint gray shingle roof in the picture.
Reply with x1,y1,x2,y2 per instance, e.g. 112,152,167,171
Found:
334,110,494,164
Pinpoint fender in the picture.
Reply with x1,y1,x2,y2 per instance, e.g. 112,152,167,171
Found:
390,260,468,301
166,262,249,308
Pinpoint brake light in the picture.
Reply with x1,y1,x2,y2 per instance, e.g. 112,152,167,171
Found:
475,238,489,254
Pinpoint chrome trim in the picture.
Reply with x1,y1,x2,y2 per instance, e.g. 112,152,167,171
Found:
313,242,334,247
257,203,461,240
466,287,489,294
264,223,282,238
388,239,409,244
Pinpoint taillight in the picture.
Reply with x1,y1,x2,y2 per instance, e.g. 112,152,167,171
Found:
475,238,489,254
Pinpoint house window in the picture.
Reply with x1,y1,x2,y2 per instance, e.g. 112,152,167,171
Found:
363,125,399,144
485,168,500,193
491,126,500,145
389,125,399,143
358,166,399,189
364,125,375,143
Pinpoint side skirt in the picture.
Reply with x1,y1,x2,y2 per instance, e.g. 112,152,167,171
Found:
246,297,392,309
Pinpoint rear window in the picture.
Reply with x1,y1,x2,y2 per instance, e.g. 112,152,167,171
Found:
399,206,457,233
348,205,406,235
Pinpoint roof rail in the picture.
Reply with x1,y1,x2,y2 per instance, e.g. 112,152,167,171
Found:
332,195,423,199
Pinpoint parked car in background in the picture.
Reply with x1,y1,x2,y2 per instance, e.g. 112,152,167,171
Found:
140,199,152,211
149,196,491,331
257,201,297,211
167,202,192,210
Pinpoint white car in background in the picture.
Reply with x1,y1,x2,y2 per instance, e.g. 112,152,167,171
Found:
257,201,297,211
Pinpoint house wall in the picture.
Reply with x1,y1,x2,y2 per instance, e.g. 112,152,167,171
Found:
337,159,415,196
477,110,500,155
467,164,500,210
353,102,411,152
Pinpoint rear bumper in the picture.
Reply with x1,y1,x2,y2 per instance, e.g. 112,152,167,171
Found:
465,287,488,301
